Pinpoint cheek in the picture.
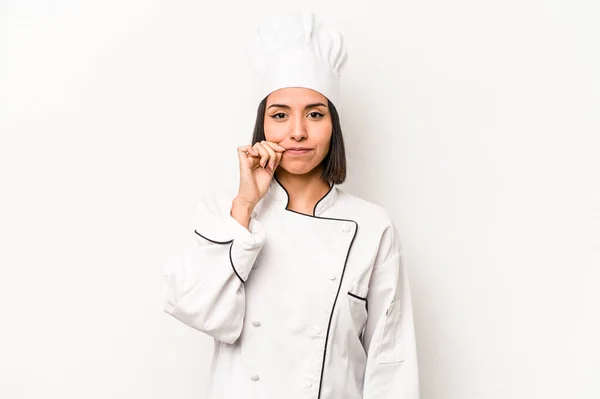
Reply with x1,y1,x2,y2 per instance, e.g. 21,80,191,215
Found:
263,119,286,142
315,123,333,153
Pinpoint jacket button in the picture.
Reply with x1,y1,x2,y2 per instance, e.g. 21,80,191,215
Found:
342,224,351,233
252,320,261,327
304,383,313,389
309,326,322,335
250,374,260,381
328,275,337,281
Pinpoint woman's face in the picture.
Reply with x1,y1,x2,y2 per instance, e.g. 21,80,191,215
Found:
263,87,332,176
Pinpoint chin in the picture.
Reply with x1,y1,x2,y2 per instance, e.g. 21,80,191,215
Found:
277,163,319,176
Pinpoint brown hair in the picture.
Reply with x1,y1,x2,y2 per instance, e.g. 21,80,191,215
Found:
251,96,347,185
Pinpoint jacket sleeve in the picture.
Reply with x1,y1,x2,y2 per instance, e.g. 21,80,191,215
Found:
361,220,420,399
162,188,266,344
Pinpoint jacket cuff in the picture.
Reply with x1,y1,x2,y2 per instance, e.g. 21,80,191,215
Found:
225,213,266,282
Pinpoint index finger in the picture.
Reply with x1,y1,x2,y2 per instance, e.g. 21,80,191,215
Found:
262,141,287,152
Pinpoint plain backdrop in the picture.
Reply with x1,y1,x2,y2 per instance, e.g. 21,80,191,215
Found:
1,1,599,398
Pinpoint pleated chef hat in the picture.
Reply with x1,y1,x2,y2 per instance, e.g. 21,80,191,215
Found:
245,11,348,107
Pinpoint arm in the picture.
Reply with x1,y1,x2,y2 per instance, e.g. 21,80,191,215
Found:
162,189,266,344
362,222,420,398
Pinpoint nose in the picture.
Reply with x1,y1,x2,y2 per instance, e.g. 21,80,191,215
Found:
289,114,308,141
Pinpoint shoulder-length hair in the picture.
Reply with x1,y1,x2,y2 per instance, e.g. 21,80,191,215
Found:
251,95,347,185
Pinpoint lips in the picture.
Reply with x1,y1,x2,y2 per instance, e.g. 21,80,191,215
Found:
286,147,312,151
285,147,312,154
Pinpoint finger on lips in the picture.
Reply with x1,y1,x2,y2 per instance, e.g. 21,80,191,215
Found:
244,141,286,169
262,141,286,153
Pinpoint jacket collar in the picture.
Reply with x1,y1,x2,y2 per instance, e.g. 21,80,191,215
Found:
268,174,337,217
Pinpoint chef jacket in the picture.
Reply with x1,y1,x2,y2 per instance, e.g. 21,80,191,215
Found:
162,175,420,398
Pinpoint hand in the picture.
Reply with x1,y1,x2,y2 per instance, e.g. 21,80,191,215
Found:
235,140,286,208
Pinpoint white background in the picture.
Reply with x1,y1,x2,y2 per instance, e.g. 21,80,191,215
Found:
1,1,599,398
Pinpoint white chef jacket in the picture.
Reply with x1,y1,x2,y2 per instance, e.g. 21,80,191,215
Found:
162,176,420,399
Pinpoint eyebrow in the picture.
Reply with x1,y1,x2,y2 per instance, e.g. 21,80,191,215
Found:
267,102,328,110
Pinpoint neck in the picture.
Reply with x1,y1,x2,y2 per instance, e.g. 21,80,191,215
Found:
274,166,331,214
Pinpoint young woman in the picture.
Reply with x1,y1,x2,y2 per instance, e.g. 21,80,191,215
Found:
163,12,419,399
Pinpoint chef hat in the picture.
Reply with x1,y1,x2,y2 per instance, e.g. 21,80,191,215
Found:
245,11,348,107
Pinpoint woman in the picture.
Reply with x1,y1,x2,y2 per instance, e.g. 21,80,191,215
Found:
163,11,420,399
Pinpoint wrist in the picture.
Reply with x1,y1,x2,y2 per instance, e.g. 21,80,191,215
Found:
231,197,255,229
232,196,256,211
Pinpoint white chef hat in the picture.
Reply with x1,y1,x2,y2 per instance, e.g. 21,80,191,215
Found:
244,11,348,107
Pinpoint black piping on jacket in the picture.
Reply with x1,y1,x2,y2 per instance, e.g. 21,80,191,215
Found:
193,230,246,284
348,291,367,301
348,291,369,313
272,174,359,399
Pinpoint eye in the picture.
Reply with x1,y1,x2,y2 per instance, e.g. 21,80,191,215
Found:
308,112,325,119
271,113,287,120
